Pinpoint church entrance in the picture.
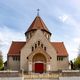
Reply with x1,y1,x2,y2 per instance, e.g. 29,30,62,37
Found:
35,63,44,73
32,53,46,73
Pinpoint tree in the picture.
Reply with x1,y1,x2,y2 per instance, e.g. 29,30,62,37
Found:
0,50,3,70
74,46,80,69
74,55,80,69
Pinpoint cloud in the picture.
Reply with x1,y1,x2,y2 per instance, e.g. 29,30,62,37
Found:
59,14,69,22
73,38,80,44
0,40,3,48
71,0,80,7
0,25,25,61
0,25,25,41
59,14,80,31
64,41,78,60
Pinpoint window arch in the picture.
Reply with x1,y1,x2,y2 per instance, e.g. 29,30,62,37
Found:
31,41,47,52
32,46,34,51
35,44,37,49
41,44,43,48
44,47,46,51
38,41,40,46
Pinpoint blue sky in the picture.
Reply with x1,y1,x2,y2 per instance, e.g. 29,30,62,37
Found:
0,0,80,61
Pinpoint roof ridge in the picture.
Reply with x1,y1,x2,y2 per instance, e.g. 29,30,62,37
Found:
39,16,49,30
51,42,63,43
12,41,26,42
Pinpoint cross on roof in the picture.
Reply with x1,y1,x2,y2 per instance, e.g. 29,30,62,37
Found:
37,9,40,16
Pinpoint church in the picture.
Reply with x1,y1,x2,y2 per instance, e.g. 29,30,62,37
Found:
7,12,69,73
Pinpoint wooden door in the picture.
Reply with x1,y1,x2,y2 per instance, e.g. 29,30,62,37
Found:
35,63,44,73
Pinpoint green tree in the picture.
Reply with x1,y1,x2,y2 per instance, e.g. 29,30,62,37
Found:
74,55,80,69
0,50,3,70
74,46,80,69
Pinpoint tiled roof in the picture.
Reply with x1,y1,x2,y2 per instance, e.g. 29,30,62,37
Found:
8,41,26,56
25,16,51,34
8,41,68,56
51,42,68,56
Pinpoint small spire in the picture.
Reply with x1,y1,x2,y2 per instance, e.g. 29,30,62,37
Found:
37,9,40,16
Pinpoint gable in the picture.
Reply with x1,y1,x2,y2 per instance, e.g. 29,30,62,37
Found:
21,29,57,57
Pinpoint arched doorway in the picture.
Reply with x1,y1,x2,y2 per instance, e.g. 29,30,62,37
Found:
32,53,46,73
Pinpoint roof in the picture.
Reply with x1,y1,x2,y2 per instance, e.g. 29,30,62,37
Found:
8,41,68,56
8,41,26,56
51,42,68,56
25,16,51,34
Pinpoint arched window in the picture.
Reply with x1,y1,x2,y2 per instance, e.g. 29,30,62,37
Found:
41,44,43,48
44,47,46,51
46,34,48,38
35,44,37,48
38,41,40,46
32,46,34,51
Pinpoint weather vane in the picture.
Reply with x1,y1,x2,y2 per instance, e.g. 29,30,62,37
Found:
37,9,40,16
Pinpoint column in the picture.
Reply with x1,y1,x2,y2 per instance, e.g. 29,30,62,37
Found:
29,62,32,71
47,62,50,71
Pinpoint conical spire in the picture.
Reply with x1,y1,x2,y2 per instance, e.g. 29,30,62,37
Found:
25,16,51,35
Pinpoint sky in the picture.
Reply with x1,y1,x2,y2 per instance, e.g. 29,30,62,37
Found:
0,0,80,61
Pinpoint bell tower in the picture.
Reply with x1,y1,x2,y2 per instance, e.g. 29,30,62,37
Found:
25,10,51,41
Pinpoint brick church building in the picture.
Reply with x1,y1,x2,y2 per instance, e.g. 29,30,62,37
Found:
7,14,69,73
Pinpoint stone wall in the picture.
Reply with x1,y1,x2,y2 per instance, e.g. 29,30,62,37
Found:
8,56,20,70
59,77,80,80
0,77,23,80
57,57,69,70
21,30,57,71
0,70,80,80
0,71,20,77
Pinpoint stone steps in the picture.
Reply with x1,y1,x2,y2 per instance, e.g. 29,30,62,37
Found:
24,74,59,80
24,79,58,80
